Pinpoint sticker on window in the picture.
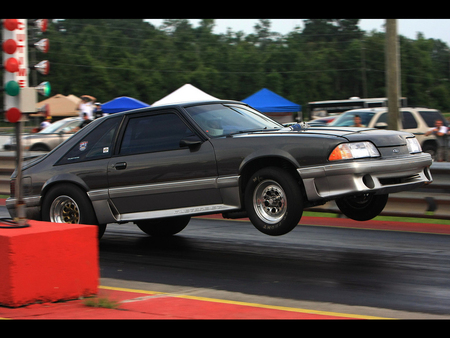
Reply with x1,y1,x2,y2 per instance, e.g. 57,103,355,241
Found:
103,147,109,153
79,141,88,151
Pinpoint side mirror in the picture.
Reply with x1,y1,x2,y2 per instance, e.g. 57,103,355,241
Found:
180,135,203,149
375,122,388,129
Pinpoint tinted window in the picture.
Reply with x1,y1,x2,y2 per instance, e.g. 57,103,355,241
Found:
401,111,418,129
418,110,447,127
185,104,281,137
57,117,120,165
119,112,195,155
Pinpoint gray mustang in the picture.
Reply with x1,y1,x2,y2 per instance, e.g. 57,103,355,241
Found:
6,100,432,238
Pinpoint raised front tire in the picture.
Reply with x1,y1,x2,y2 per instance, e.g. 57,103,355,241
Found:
41,183,106,238
244,167,303,236
135,216,190,237
335,193,388,221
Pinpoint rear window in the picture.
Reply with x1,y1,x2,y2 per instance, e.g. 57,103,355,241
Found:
418,110,447,127
57,117,120,165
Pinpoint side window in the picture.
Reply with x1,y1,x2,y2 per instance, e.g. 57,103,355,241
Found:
402,111,418,129
374,112,388,124
119,112,195,156
57,117,120,165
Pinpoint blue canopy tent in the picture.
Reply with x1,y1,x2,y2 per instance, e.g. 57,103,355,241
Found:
241,88,300,123
101,96,150,114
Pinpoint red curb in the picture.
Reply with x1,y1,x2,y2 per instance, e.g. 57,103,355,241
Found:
0,287,363,320
0,211,448,319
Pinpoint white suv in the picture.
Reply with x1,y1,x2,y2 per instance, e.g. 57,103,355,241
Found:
328,107,448,159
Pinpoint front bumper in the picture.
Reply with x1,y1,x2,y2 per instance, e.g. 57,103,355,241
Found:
298,153,433,202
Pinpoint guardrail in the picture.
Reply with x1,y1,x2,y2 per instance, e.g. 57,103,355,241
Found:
307,162,450,220
0,154,15,196
1,153,449,220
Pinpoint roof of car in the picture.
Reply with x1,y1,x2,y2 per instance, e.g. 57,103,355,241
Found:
345,107,438,113
104,100,246,117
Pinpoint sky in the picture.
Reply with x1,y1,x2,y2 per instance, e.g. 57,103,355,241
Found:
145,19,450,46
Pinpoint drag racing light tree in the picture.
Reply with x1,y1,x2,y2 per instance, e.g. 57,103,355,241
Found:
2,19,28,226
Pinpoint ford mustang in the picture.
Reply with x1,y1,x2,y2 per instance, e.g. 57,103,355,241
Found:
6,100,433,238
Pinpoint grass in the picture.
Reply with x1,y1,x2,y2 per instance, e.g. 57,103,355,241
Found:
304,211,450,225
83,297,120,309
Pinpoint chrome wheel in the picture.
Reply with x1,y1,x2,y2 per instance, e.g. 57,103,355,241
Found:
50,195,80,224
253,179,287,224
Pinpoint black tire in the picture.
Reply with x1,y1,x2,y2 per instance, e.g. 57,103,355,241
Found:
335,193,389,221
422,144,436,161
30,144,50,152
135,216,190,237
41,183,106,238
244,167,303,236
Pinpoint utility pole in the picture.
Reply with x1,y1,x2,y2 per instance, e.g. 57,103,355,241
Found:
385,19,401,130
360,38,368,98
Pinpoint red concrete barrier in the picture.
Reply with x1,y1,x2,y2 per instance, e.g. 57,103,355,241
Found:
0,220,98,307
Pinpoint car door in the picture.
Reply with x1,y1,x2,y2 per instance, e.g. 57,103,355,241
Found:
107,109,220,218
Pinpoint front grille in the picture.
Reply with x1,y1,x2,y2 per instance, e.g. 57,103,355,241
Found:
379,174,421,186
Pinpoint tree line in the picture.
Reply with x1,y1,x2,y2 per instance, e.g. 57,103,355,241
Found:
32,19,450,115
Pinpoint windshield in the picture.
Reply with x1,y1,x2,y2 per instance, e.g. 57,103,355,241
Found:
39,118,80,134
328,110,377,127
185,104,282,137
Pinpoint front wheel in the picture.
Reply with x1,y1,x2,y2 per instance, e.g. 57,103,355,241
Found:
335,193,388,221
244,167,303,236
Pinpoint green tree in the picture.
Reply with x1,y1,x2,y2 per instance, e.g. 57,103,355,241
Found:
37,18,450,115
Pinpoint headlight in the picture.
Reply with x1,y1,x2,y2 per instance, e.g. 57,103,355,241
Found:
329,142,380,161
406,137,422,153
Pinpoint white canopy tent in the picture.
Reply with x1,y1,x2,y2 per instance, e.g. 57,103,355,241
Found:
151,84,219,106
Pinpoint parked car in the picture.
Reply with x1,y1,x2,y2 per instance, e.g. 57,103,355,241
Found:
307,116,336,126
6,101,432,239
3,117,81,152
328,107,447,159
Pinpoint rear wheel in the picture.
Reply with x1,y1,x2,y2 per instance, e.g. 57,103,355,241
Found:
41,183,106,238
335,193,388,221
30,144,50,152
245,167,303,236
135,216,190,237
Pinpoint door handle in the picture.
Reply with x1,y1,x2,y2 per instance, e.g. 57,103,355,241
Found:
113,162,127,170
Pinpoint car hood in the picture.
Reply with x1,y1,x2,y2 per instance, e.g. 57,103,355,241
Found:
239,126,411,147
304,127,410,147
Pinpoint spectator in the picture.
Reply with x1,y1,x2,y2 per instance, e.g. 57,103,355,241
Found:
352,115,364,127
78,96,95,120
71,113,92,133
93,102,106,119
39,116,52,131
425,119,448,161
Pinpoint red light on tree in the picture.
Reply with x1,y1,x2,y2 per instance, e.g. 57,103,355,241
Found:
33,60,50,75
3,39,17,54
3,19,19,31
35,19,48,32
4,58,19,73
6,107,22,123
34,38,49,53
